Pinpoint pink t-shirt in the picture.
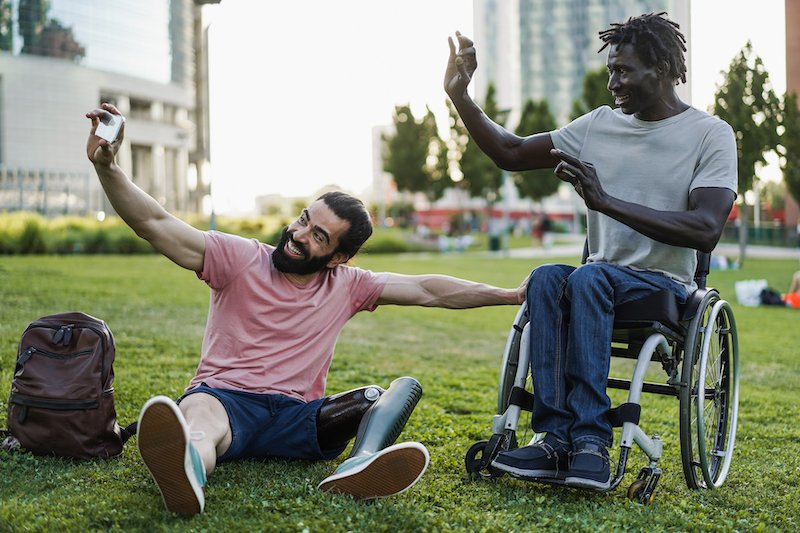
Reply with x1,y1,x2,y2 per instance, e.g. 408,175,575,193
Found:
189,231,388,402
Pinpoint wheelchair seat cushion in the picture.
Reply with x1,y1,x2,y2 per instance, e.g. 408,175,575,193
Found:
613,289,681,331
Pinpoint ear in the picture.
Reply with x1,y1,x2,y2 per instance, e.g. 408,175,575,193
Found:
656,59,670,79
326,252,350,269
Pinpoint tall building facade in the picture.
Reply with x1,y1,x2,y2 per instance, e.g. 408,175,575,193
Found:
784,0,799,228
472,0,691,125
0,0,216,216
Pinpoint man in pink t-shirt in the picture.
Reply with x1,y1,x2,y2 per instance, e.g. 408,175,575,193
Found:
87,103,526,517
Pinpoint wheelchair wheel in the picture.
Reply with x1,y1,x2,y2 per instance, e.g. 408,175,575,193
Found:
465,440,504,480
679,291,740,489
497,303,532,448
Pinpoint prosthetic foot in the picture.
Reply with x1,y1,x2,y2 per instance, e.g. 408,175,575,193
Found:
318,377,428,499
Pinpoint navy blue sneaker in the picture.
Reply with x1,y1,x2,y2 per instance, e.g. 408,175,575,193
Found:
490,434,570,481
565,442,612,491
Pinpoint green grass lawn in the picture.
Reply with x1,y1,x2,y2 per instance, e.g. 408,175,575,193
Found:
1,252,799,532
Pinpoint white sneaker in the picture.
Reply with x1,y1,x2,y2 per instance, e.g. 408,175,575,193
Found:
137,395,207,515
318,442,429,500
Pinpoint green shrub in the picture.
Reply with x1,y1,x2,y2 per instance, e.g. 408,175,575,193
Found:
17,219,47,254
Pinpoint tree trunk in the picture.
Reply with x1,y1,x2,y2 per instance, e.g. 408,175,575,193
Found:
738,201,749,267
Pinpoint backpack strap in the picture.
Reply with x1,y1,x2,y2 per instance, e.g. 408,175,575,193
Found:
120,422,138,444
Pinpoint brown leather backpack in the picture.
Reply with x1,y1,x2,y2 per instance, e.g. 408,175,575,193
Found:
4,312,136,459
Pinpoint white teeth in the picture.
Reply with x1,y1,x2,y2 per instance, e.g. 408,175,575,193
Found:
287,240,303,256
615,95,630,105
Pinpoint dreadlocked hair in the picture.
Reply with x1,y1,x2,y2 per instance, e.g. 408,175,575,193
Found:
598,12,687,85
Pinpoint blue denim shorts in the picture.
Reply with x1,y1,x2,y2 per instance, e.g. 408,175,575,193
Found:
179,384,347,463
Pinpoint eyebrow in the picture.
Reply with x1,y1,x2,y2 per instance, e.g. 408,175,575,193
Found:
303,209,331,245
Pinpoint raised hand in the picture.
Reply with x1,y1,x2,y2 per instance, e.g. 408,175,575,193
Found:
85,103,126,166
444,31,478,98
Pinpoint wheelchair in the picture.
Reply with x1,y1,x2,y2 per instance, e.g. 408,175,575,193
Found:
464,251,740,504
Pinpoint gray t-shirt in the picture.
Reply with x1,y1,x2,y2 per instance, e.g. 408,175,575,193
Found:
551,105,737,290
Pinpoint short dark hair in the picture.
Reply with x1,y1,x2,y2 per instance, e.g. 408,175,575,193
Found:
598,12,687,85
318,191,373,258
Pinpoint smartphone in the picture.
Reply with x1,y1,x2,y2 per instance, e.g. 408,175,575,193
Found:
95,112,125,143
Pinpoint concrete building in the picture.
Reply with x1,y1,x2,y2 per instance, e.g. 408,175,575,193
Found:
785,0,799,231
0,0,217,216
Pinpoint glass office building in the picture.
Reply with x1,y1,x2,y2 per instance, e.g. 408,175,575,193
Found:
472,0,691,125
0,0,213,215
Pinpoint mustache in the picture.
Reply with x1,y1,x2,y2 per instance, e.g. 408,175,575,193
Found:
282,228,308,257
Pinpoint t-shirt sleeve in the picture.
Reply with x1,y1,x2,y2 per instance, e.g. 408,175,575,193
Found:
690,119,738,193
550,107,604,156
197,231,261,290
348,268,390,314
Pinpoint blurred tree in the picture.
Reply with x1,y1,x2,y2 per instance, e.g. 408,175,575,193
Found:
18,0,49,53
513,99,559,203
382,104,449,204
713,41,780,265
570,65,615,121
779,91,800,209
0,0,12,51
29,19,85,61
18,0,84,61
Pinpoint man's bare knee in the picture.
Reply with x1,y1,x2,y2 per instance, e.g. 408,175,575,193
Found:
180,392,233,469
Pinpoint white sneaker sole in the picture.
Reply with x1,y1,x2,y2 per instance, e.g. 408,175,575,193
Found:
137,395,205,515
318,442,429,500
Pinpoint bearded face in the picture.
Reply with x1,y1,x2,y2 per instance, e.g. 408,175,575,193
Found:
272,227,337,275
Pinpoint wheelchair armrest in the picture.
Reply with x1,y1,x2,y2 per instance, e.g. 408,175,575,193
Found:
679,287,717,323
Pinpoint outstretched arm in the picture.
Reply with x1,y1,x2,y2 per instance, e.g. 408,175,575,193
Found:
444,32,558,171
86,103,205,271
376,273,527,308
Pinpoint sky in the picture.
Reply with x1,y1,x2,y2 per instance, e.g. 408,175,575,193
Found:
204,1,788,216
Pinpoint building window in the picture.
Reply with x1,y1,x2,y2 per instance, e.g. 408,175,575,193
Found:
129,98,152,120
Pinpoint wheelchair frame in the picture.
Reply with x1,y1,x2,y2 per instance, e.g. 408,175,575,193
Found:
464,254,740,504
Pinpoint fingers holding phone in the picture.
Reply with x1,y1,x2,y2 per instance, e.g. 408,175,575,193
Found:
86,103,126,165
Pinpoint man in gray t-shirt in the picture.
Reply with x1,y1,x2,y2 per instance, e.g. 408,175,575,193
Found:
444,12,737,491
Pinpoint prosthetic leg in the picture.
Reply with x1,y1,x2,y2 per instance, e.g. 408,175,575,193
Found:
317,376,429,499
316,384,385,452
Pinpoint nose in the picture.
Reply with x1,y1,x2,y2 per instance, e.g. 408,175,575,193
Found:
291,225,310,242
607,72,619,92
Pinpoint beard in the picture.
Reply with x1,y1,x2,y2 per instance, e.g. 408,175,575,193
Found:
272,227,336,275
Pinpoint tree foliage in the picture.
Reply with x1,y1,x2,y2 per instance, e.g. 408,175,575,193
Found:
713,41,780,196
570,65,616,121
712,41,780,263
0,0,12,51
382,104,449,203
17,0,84,61
779,91,800,207
18,0,49,53
512,99,559,202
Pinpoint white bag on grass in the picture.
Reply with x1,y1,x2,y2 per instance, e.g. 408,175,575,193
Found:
734,279,768,307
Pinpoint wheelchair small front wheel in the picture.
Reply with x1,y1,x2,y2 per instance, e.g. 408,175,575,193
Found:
465,440,504,480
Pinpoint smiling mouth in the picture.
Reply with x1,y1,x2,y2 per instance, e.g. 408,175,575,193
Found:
285,238,306,258
614,94,631,106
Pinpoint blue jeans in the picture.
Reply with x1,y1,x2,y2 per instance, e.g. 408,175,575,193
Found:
526,262,688,449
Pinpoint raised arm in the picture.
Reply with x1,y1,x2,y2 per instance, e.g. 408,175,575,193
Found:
86,103,205,271
444,32,558,171
375,272,527,308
